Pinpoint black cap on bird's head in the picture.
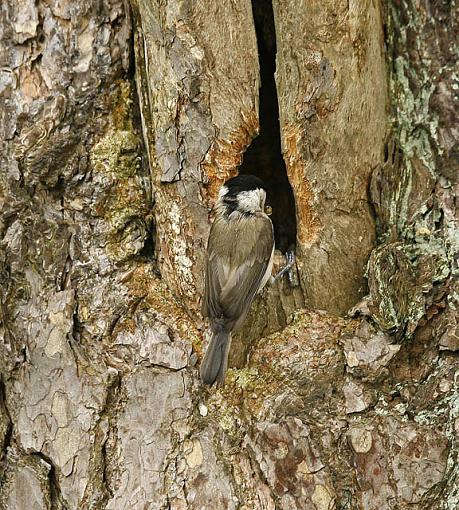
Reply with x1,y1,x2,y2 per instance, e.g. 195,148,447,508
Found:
222,174,267,197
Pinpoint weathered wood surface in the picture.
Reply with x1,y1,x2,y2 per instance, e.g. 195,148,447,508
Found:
0,0,457,508
274,0,387,313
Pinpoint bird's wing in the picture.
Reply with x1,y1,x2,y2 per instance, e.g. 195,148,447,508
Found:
202,215,228,319
202,213,274,327
202,249,223,319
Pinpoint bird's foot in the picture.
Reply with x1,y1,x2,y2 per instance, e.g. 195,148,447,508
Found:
273,250,296,284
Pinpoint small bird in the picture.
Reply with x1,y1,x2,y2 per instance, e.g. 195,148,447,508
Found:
200,174,293,386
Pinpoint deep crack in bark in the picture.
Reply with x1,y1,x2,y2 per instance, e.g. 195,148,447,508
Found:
239,0,297,253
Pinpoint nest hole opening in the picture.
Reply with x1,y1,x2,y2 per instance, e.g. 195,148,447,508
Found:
239,0,297,254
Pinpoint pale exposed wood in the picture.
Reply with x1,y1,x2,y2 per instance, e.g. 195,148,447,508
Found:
274,0,387,313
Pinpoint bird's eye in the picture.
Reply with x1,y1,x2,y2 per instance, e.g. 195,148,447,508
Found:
264,205,272,216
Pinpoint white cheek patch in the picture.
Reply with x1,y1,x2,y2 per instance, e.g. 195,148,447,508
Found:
218,186,229,200
237,189,266,213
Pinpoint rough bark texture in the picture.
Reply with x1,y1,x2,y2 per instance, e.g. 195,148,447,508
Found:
0,0,458,509
132,0,260,306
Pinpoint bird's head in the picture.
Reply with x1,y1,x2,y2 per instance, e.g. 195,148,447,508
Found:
217,174,268,217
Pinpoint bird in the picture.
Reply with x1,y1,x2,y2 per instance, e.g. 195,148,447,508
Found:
200,174,294,386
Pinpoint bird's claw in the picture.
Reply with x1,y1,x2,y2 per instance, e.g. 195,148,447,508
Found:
273,250,296,284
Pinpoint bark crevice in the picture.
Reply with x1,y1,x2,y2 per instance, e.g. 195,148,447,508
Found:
239,0,297,254
30,451,68,510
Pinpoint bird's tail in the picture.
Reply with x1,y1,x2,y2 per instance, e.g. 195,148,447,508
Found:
200,330,231,386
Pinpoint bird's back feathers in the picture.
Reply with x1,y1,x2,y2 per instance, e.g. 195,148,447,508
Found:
202,211,274,331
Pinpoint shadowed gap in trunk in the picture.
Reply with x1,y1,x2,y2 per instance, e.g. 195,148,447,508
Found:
239,0,297,254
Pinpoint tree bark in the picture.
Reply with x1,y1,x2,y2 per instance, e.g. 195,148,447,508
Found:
0,0,457,509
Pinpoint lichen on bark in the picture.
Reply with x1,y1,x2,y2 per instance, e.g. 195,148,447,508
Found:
366,0,458,341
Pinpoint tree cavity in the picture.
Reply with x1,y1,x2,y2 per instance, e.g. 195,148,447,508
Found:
239,0,297,253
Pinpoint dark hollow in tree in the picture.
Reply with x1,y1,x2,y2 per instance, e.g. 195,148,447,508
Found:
239,0,297,254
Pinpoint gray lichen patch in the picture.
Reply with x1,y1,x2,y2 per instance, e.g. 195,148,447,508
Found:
366,0,459,342
91,129,140,179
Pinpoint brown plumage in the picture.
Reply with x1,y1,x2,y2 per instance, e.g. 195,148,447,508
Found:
200,176,274,385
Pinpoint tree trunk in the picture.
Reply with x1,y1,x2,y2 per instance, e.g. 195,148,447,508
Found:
0,0,457,508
